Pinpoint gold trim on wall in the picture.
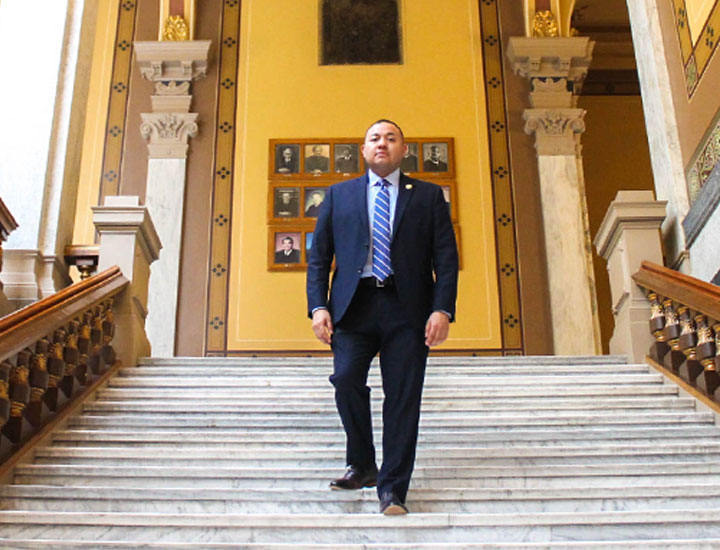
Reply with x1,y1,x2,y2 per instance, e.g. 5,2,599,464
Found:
671,0,720,97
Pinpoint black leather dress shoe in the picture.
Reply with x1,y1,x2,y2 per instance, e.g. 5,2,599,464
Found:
329,465,378,490
379,491,408,515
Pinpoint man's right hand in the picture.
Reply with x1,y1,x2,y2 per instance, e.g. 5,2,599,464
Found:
312,309,334,345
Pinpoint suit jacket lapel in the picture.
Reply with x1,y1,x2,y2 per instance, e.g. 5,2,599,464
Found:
354,175,370,236
393,173,413,235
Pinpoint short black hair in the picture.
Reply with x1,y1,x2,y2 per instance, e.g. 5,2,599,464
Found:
282,236,294,245
366,119,404,140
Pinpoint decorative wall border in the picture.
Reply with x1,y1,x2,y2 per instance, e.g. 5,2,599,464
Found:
204,0,242,355
687,106,720,201
671,0,720,97
97,0,139,203
478,0,524,355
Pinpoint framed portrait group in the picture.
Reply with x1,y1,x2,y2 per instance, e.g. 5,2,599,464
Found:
267,137,459,271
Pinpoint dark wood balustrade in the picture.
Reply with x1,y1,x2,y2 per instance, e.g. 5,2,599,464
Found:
0,267,128,461
633,261,720,403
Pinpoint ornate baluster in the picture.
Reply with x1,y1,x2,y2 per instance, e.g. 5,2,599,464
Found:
695,315,719,397
0,361,12,456
675,307,702,386
26,338,51,427
77,311,94,382
44,328,68,411
3,351,32,444
88,306,104,376
100,299,118,370
61,319,84,396
647,292,669,363
662,299,686,372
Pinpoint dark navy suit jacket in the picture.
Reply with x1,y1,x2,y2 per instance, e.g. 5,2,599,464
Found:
306,173,458,329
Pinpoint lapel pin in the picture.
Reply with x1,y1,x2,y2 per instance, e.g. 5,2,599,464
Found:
405,184,413,190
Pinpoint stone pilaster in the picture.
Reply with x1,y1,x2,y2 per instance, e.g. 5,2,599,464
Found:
92,196,161,367
595,191,667,363
134,40,210,357
508,36,601,355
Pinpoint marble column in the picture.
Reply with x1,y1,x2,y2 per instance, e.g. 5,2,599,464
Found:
595,191,667,363
0,199,19,317
0,0,97,305
507,37,602,355
92,196,161,368
134,40,210,357
626,0,690,272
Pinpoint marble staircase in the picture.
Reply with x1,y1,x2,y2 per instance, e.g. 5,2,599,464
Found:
2,356,720,548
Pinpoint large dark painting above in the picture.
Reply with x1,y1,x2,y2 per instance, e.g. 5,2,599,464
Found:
321,0,402,65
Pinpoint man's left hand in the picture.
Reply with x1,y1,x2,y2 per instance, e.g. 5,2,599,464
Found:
425,311,450,347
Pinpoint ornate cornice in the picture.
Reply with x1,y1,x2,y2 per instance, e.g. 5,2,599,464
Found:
506,37,594,83
0,198,19,242
134,40,211,82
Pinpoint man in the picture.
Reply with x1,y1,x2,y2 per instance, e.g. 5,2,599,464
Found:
275,190,299,218
305,190,325,217
423,145,448,172
400,144,418,173
335,145,358,174
275,236,300,263
305,145,330,173
276,147,298,173
306,120,458,515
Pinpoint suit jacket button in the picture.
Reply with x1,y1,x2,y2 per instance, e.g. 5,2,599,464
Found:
357,269,362,273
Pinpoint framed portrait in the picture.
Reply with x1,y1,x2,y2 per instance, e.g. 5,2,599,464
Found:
272,186,301,219
304,144,331,174
422,142,449,173
334,143,360,174
274,144,300,174
304,187,326,218
269,229,304,270
439,181,458,221
400,142,419,173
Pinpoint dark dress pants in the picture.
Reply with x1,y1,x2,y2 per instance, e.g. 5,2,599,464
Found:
329,283,428,502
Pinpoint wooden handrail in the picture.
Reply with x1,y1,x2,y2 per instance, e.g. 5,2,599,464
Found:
632,261,720,320
0,267,128,363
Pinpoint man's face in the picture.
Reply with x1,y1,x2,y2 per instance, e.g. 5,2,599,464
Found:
281,238,293,251
430,146,440,161
312,146,323,157
361,122,407,178
311,193,323,206
283,149,292,161
281,192,290,204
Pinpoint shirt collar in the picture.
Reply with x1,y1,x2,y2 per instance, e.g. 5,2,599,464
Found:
368,168,401,188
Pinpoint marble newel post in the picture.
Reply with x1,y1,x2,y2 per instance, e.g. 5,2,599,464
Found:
134,40,211,357
507,37,601,355
594,191,667,363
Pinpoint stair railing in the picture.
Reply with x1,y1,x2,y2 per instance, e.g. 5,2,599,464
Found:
633,260,720,402
0,267,128,460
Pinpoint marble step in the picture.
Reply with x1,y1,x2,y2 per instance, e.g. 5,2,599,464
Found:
119,364,651,377
106,374,664,388
5,485,720,515
138,355,630,367
2,540,720,550
1,509,720,543
14,463,720,489
51,426,720,445
71,411,715,427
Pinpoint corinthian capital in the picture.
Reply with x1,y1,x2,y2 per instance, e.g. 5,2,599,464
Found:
523,108,586,156
140,113,199,159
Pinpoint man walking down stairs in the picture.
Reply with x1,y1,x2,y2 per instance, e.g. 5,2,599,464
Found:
2,355,720,547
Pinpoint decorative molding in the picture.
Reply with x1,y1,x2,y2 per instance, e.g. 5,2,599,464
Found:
523,108,586,156
532,10,559,37
134,40,211,83
140,113,199,159
687,108,720,202
683,158,720,247
0,199,18,243
506,36,595,83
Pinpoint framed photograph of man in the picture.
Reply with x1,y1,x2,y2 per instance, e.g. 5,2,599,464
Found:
422,142,449,173
304,144,331,174
400,142,419,173
304,187,326,218
274,144,300,174
272,186,301,219
334,143,359,174
269,229,304,270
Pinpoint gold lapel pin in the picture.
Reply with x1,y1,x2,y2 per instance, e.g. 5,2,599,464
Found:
405,184,413,190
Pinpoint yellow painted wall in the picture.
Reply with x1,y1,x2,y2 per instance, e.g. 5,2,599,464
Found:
228,0,501,351
72,0,119,247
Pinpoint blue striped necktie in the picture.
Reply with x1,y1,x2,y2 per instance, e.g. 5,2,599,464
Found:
372,179,392,282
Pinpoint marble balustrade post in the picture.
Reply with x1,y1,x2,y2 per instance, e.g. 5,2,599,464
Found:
594,191,667,363
92,196,161,368
507,37,602,355
133,41,210,357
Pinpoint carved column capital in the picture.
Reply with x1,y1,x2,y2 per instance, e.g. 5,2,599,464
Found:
523,108,586,156
140,113,199,159
506,36,594,82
